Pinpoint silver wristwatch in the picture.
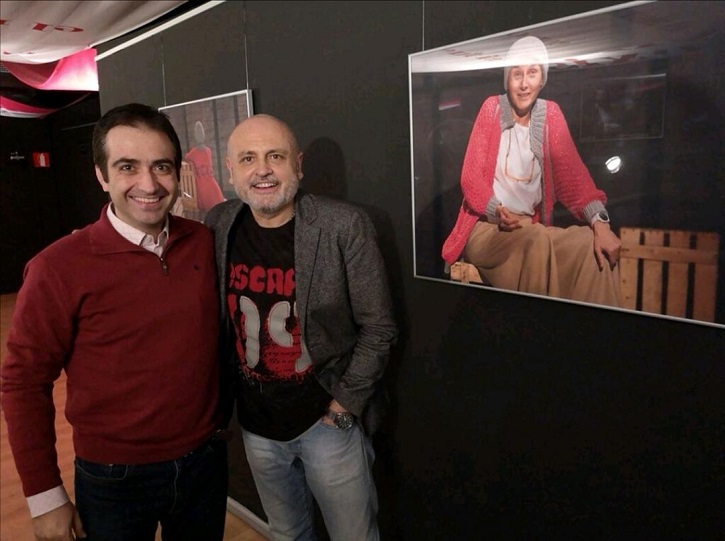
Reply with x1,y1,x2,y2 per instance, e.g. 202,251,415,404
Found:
325,410,355,430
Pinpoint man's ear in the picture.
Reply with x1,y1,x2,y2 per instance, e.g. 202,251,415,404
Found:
297,152,304,180
95,166,109,191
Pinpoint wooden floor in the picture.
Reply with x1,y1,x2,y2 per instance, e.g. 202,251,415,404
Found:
1,293,267,541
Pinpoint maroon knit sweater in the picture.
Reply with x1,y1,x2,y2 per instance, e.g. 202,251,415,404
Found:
1,207,220,497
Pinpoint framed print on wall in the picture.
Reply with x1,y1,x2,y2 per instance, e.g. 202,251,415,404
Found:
408,0,724,327
160,89,253,222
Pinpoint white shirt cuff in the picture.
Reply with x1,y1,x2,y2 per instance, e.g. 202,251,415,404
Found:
27,485,69,518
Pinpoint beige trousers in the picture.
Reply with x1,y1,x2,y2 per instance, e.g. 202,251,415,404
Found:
465,217,621,307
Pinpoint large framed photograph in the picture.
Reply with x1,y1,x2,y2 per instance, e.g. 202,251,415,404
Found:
409,1,724,327
160,89,253,222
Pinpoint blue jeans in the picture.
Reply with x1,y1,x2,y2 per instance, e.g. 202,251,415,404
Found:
74,439,228,541
242,420,379,541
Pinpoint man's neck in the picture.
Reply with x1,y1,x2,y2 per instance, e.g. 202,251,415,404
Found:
107,204,168,242
251,206,295,228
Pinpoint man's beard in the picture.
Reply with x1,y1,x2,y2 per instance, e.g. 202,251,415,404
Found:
236,175,299,216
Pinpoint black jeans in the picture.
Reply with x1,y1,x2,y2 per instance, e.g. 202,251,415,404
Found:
74,439,228,541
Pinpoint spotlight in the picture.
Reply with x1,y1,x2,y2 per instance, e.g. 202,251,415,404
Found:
605,156,622,173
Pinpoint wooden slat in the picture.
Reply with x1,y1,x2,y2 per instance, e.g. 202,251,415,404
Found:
620,244,717,265
180,161,201,221
180,162,197,198
665,230,689,318
693,232,719,322
641,229,665,315
619,228,641,310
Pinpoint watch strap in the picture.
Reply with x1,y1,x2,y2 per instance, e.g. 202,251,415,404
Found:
591,210,610,225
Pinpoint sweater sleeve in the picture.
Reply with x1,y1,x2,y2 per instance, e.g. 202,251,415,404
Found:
1,254,76,497
459,96,501,216
546,101,607,222
440,96,503,264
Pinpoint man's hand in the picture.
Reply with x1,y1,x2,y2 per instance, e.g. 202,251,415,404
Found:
592,221,621,270
32,501,86,541
322,399,349,427
496,205,522,232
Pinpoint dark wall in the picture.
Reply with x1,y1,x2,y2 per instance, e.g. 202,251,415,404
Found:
1,116,56,293
95,2,724,540
47,94,107,233
0,94,102,293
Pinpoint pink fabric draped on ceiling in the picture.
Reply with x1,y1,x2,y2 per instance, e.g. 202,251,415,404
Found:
0,95,59,119
0,0,185,117
2,48,99,91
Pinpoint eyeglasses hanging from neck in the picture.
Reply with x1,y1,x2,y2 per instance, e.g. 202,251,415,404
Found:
503,125,536,183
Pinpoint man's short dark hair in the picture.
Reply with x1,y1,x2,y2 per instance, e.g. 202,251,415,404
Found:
92,103,182,180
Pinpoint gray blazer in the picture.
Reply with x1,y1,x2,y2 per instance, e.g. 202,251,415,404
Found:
205,191,398,434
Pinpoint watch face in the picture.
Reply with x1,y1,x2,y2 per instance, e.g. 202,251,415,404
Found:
334,412,355,430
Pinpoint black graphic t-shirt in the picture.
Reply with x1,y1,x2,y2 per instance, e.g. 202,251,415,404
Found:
228,211,331,441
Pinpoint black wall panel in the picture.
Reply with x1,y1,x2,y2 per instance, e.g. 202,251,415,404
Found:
93,2,724,540
161,1,247,107
97,36,166,112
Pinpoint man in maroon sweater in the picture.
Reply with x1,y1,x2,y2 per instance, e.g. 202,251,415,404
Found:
1,104,227,541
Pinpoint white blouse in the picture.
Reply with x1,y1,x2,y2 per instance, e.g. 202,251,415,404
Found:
493,123,542,215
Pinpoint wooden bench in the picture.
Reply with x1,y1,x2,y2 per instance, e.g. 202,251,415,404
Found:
449,261,485,284
620,227,719,322
179,161,201,221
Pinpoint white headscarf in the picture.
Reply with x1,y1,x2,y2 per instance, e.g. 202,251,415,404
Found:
503,36,549,90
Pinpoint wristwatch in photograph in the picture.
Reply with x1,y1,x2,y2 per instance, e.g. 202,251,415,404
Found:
325,410,355,430
593,210,610,223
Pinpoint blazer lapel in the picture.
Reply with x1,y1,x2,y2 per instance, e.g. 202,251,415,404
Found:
294,194,320,330
216,200,245,321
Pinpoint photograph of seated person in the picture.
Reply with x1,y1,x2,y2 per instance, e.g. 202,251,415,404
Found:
185,120,226,214
441,36,622,307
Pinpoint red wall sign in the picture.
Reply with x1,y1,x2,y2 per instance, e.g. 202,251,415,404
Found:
32,152,50,167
